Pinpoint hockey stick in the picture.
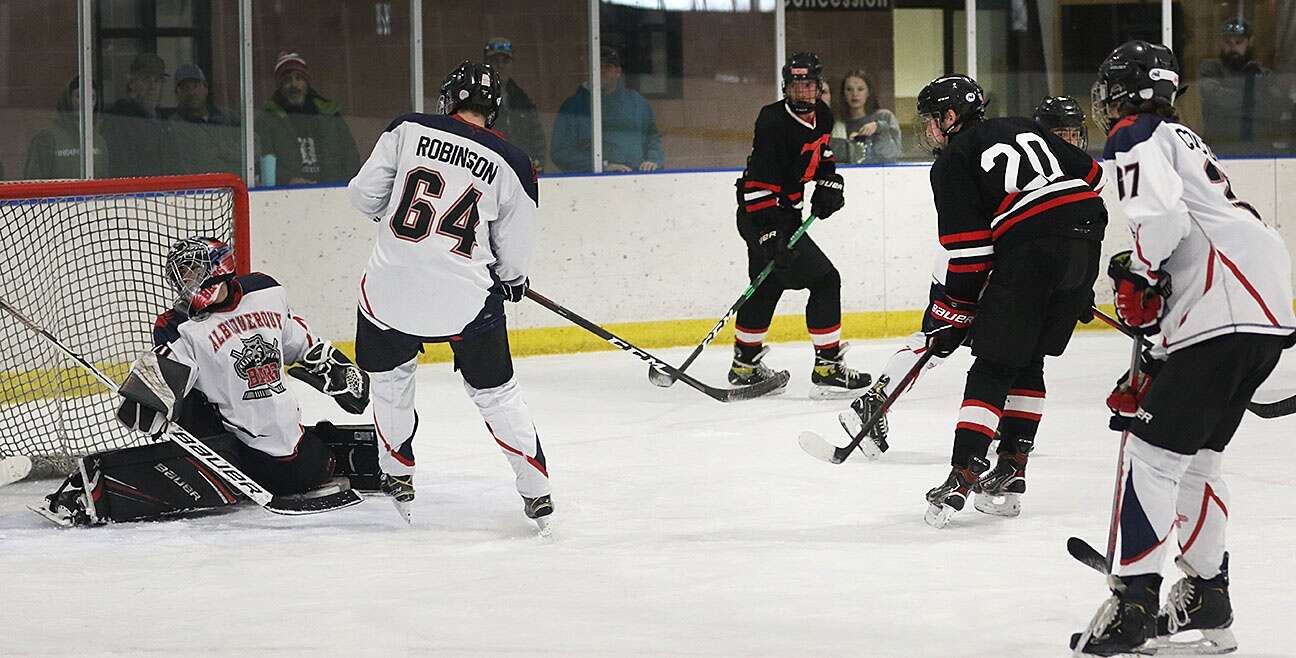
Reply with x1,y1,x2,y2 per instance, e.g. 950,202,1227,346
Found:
525,289,789,402
648,214,818,387
0,297,362,516
798,349,935,464
1091,306,1290,418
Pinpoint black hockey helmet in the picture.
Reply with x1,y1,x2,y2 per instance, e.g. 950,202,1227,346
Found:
1034,95,1088,149
438,60,503,129
1092,40,1182,131
915,74,986,152
166,237,236,316
781,52,823,114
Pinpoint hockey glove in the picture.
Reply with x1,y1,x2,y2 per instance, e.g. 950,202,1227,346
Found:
491,276,529,303
1109,250,1171,335
924,297,976,358
287,341,370,414
810,173,845,219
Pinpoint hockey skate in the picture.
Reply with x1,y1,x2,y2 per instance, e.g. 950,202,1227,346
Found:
728,345,788,395
380,472,415,524
1070,574,1159,656
28,472,94,527
924,456,989,528
973,436,1032,517
523,494,554,535
836,375,890,459
810,343,870,399
1142,554,1237,655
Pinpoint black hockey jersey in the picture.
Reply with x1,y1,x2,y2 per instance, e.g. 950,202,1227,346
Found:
738,99,836,217
931,116,1105,302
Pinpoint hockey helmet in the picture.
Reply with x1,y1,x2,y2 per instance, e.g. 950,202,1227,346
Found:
781,52,823,114
1092,40,1182,131
915,74,987,153
438,60,503,129
1034,95,1088,150
166,237,236,316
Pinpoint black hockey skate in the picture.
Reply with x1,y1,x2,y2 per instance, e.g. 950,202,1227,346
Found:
380,473,415,524
1143,554,1237,655
973,436,1032,518
1070,574,1159,656
836,375,890,459
923,456,989,529
523,494,554,535
28,472,95,527
728,345,789,394
810,343,870,399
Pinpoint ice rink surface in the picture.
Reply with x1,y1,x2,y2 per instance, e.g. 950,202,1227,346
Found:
2,332,1294,657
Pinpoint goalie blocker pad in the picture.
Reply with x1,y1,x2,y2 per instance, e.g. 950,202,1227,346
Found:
38,424,382,526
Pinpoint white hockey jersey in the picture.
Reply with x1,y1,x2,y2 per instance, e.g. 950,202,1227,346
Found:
1104,113,1296,354
348,113,539,337
153,274,316,457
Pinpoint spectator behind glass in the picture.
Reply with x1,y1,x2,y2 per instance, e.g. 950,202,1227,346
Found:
167,64,240,176
103,53,172,177
484,37,547,173
23,76,107,180
829,70,901,164
551,45,663,173
1198,18,1286,153
819,78,832,107
257,51,361,185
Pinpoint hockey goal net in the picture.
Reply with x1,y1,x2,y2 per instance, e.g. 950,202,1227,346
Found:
0,174,249,474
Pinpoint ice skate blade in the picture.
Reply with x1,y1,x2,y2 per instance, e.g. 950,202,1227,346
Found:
28,504,75,528
1,455,33,487
1140,628,1237,655
836,412,884,459
924,502,957,529
974,491,1021,517
534,515,554,540
809,384,866,400
391,498,412,525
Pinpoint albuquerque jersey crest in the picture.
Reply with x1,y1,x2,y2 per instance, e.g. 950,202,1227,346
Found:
230,334,285,400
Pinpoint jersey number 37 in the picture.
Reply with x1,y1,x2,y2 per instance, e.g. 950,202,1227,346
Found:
391,167,482,258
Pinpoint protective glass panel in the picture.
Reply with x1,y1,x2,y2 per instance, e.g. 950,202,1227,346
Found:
425,1,590,175
2,2,84,181
253,1,411,186
595,1,776,173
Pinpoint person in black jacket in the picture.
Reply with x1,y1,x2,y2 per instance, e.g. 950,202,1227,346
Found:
484,37,547,172
914,74,1106,529
730,52,865,399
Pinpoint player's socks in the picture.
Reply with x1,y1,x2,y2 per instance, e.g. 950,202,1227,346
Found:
810,343,870,398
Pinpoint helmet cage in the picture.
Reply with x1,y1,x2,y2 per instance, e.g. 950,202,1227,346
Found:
166,238,236,316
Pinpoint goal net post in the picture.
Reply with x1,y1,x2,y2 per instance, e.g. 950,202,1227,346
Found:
0,174,249,475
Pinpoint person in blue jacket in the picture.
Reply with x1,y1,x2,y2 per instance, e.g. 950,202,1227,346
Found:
551,45,664,173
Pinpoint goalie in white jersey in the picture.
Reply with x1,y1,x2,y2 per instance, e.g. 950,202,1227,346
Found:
347,61,550,527
36,237,380,526
1070,41,1296,656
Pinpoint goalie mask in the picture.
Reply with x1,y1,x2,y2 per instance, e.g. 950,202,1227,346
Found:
1034,95,1088,150
1092,40,1183,132
438,60,503,129
915,74,987,154
166,237,236,316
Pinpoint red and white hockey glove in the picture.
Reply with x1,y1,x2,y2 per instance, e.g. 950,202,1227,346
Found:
1107,369,1153,431
1108,250,1171,335
924,297,976,358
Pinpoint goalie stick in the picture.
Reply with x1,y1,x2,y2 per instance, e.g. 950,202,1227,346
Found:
798,349,935,464
0,297,362,516
525,289,789,402
648,214,817,388
1091,306,1289,419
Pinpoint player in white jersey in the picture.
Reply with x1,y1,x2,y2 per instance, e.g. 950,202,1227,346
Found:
1071,41,1296,656
36,237,379,526
347,61,550,527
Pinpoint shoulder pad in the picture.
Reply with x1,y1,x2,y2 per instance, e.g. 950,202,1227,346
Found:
237,272,281,294
1104,114,1165,159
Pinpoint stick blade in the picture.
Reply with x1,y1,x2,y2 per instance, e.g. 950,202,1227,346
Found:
1067,536,1110,574
718,370,790,402
1246,396,1296,419
265,489,364,515
798,431,847,464
648,363,677,388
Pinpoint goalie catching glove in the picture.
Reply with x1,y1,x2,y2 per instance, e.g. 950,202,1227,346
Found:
287,341,370,414
115,348,192,437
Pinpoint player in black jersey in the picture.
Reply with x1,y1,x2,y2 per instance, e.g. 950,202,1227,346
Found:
914,75,1107,528
731,52,867,399
1034,95,1088,150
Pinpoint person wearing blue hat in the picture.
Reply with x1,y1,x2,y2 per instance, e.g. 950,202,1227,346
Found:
168,63,240,176
483,37,547,172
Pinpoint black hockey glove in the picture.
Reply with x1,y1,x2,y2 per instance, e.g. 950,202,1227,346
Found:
287,342,370,414
491,276,529,303
923,297,977,358
810,173,845,219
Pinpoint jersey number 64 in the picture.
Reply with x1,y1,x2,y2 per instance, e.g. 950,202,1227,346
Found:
391,167,483,258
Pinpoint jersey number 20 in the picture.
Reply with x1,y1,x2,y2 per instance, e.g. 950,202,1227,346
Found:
391,167,482,258
981,133,1064,194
